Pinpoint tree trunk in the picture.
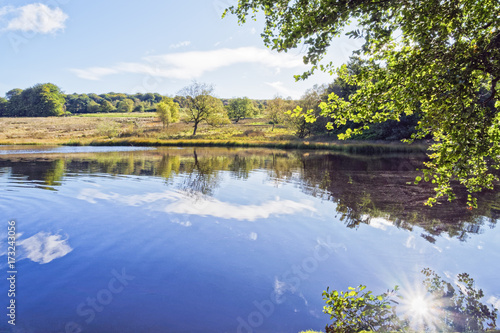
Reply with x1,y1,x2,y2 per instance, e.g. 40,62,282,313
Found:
192,122,198,136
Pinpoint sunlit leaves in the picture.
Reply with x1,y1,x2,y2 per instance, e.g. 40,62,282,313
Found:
226,0,500,206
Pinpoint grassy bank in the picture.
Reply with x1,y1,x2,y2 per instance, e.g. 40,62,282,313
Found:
0,115,428,153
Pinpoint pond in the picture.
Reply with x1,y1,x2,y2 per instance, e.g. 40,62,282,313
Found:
0,146,499,332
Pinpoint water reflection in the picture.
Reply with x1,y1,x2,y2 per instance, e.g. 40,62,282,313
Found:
17,231,72,264
0,147,498,242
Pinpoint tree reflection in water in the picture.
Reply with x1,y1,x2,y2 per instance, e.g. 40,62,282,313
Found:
1,147,498,242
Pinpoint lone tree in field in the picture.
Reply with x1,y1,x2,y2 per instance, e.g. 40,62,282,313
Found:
156,97,180,130
226,97,256,123
266,96,292,131
179,82,229,136
225,0,500,206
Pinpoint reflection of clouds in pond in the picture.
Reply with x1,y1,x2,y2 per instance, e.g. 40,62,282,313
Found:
17,232,72,264
273,277,290,304
170,218,192,227
165,196,315,221
405,235,416,249
365,216,394,230
77,188,316,221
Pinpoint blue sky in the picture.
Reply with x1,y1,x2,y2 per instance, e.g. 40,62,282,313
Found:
0,0,362,99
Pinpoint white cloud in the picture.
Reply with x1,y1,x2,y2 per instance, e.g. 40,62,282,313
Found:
77,188,316,221
249,232,258,241
17,232,72,264
2,3,68,34
170,40,191,49
70,67,120,81
71,47,305,81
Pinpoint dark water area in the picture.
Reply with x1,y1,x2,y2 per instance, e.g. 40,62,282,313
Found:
0,146,499,332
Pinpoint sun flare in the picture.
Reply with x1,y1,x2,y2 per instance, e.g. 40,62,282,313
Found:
410,296,429,317
399,284,442,331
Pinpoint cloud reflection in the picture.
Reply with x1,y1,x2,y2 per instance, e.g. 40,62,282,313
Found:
17,232,72,264
77,188,316,221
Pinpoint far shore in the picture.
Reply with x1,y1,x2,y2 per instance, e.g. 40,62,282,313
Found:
0,115,428,154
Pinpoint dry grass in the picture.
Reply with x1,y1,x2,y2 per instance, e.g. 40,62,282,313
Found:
0,116,296,145
0,116,428,153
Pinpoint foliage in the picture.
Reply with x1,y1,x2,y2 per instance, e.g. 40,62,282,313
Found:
116,99,134,113
134,104,145,112
99,100,116,113
226,0,500,206
323,285,403,332
179,81,229,135
156,97,180,129
287,85,328,138
421,268,498,332
0,97,8,117
266,96,292,130
226,97,256,122
323,269,497,332
3,83,65,117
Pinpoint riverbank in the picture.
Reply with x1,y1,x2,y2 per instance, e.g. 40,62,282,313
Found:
0,115,428,154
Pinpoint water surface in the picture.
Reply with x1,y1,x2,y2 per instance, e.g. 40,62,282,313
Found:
0,147,499,332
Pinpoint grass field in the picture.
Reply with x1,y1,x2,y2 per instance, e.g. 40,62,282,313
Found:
0,115,428,153
75,112,157,118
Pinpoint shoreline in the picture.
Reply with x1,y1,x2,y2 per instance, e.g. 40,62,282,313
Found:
0,138,428,154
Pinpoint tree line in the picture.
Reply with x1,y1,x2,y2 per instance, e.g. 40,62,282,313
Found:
0,74,419,140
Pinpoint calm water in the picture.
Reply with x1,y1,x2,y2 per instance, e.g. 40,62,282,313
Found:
0,146,499,332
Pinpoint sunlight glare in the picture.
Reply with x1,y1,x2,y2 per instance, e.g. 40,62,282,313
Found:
410,296,429,316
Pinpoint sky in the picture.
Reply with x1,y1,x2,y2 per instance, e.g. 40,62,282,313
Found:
0,0,363,99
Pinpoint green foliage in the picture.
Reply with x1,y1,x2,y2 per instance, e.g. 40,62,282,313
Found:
323,285,403,332
0,97,7,117
266,96,293,130
156,97,180,130
99,100,115,113
116,99,134,113
421,268,498,332
133,104,145,112
323,269,497,332
287,85,328,138
86,100,100,113
3,83,65,117
226,0,500,206
179,81,229,135
226,97,256,122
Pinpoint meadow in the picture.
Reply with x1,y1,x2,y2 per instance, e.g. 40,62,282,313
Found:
0,114,427,153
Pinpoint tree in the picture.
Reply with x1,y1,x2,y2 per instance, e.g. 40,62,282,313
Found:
225,0,500,207
31,83,66,117
133,104,145,112
226,97,256,123
99,100,115,113
116,99,134,113
65,94,91,114
3,84,65,117
322,269,497,332
86,100,100,113
0,97,7,117
287,85,327,138
5,88,25,116
266,96,292,131
156,97,180,130
179,81,229,135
